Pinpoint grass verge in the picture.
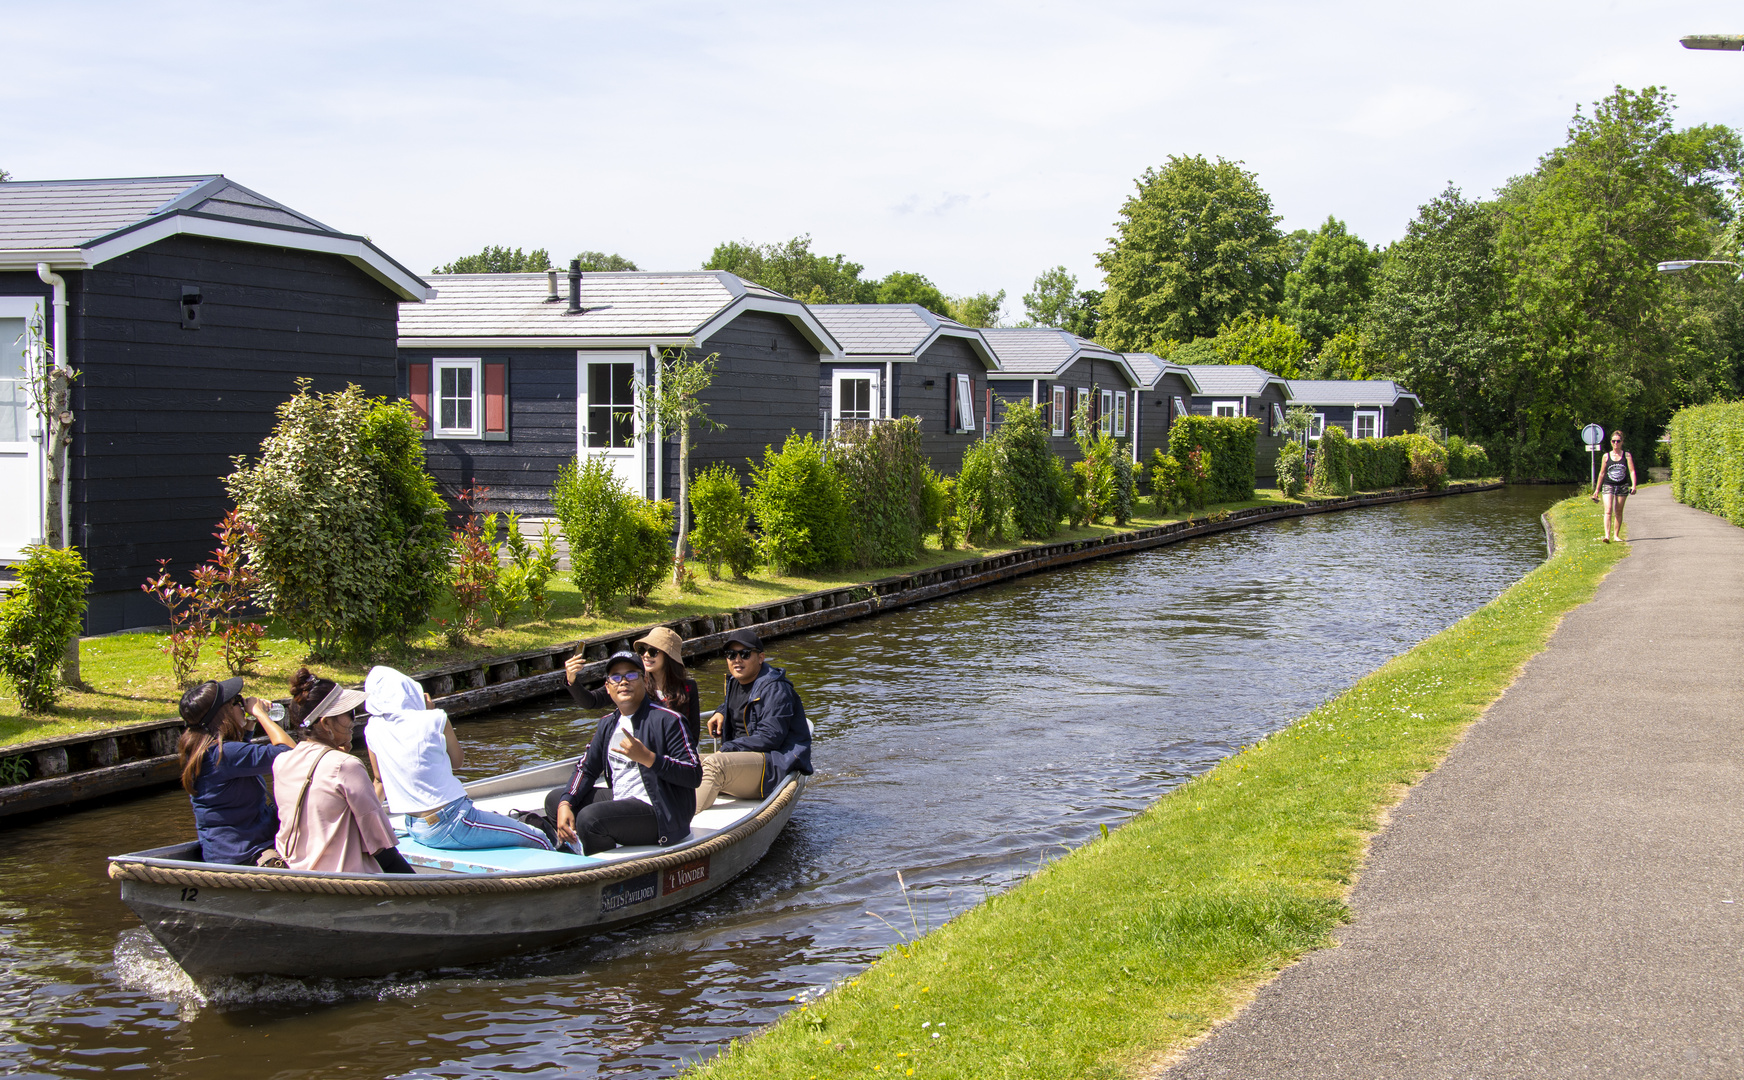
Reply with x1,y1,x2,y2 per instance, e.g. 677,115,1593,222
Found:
686,492,1620,1080
1,491,1324,747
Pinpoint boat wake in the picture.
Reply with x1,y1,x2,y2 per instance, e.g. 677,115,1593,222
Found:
112,928,430,1018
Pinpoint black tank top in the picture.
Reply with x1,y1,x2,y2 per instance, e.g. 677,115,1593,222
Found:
1604,453,1629,486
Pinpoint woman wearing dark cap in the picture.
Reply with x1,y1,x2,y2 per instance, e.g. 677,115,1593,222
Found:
176,676,295,865
564,626,701,746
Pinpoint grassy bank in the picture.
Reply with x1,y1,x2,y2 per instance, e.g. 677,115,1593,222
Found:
688,492,1621,1080
2,491,1322,747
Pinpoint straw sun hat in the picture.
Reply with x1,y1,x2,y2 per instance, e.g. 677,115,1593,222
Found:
634,626,684,666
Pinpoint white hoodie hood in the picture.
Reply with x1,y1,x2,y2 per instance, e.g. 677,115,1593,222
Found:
363,666,465,814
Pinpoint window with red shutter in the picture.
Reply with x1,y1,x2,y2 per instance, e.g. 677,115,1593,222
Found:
484,361,508,441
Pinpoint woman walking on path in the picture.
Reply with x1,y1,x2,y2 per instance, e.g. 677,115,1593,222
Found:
1590,429,1637,542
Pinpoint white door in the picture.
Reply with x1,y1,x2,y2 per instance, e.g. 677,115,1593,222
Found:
578,351,645,496
0,301,44,561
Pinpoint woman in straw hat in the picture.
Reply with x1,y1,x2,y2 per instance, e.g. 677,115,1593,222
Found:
270,668,412,874
566,626,701,746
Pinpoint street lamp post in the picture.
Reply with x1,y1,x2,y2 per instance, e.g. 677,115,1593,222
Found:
1657,259,1744,279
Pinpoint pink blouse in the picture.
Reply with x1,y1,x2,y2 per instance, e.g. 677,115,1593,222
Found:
272,742,398,873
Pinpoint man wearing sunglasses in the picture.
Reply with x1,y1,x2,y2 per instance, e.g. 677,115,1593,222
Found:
547,651,702,854
696,628,812,812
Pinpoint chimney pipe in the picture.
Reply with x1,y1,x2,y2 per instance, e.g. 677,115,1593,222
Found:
546,269,559,302
567,258,582,314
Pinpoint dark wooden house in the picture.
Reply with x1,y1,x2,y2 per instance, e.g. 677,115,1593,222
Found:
395,270,841,515
982,329,1146,463
0,176,430,632
1182,365,1294,482
809,305,998,472
1120,351,1202,466
1285,379,1420,442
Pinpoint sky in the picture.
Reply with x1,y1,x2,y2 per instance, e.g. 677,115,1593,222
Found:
6,1,1744,319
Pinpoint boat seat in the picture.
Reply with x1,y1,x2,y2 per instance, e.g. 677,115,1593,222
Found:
395,836,597,874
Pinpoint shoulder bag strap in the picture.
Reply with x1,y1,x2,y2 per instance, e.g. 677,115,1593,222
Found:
281,748,336,854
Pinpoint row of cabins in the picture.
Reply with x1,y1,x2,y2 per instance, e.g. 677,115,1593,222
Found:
0,175,1417,632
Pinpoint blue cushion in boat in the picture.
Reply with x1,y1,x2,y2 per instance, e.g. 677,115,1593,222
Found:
395,836,594,874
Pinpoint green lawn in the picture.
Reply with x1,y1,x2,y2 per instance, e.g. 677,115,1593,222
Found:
686,491,1619,1080
1,491,1315,748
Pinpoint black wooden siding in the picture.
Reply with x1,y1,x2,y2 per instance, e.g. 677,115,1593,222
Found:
402,311,826,516
1299,400,1418,442
1137,372,1195,468
818,336,992,474
53,235,401,633
990,357,1137,466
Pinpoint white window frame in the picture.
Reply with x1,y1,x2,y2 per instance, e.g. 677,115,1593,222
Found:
1354,410,1380,440
1113,391,1128,437
0,297,46,559
1212,400,1241,418
954,372,976,433
1172,396,1188,419
831,367,882,427
1051,385,1067,436
433,358,483,438
1272,402,1286,434
1310,413,1326,439
1074,387,1090,432
1099,389,1114,435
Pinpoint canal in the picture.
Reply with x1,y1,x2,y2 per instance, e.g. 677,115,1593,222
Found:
0,486,1569,1079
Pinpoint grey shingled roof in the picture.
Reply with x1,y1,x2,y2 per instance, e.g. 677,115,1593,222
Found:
399,271,839,353
1123,351,1164,386
810,304,947,354
1286,379,1420,406
1183,364,1291,398
0,175,331,251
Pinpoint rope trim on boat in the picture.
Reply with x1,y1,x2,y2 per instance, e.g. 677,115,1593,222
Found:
107,778,800,897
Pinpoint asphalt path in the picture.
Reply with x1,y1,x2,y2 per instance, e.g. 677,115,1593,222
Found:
1161,485,1744,1079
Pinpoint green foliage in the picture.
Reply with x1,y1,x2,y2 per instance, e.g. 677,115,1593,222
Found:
831,417,930,568
551,454,639,616
1148,450,1184,513
918,466,947,538
1203,314,1310,378
496,515,560,622
1305,327,1379,380
626,499,676,604
1310,423,1352,495
1022,267,1103,339
1111,447,1136,525
955,437,1008,545
1097,155,1287,350
1275,440,1307,498
434,245,551,274
1067,393,1133,526
947,290,1006,329
1283,216,1381,349
1167,415,1258,503
936,476,963,550
704,235,875,304
227,383,447,658
0,545,90,711
639,348,723,584
1669,400,1744,526
747,434,851,573
1408,437,1450,490
573,250,638,271
1444,436,1492,479
875,271,951,316
689,464,758,579
1001,400,1072,539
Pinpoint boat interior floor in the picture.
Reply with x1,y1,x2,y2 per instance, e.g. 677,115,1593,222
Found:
391,788,759,875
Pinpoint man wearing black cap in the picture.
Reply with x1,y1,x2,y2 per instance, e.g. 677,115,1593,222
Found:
696,627,812,812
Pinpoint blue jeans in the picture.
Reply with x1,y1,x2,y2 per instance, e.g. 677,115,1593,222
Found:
404,796,551,851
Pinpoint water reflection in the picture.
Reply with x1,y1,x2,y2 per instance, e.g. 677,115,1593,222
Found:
0,487,1568,1078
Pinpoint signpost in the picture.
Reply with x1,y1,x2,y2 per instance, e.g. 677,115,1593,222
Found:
1581,423,1605,487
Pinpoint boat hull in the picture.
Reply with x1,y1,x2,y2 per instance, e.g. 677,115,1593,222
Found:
112,771,802,978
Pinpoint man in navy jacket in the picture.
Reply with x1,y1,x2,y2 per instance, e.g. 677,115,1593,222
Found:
548,651,701,853
696,627,812,812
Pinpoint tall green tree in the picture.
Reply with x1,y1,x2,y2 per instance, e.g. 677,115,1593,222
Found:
876,271,951,315
1283,216,1381,349
573,251,638,271
1021,267,1103,337
1096,155,1287,351
434,245,552,274
704,235,875,303
947,290,1005,328
1166,314,1307,378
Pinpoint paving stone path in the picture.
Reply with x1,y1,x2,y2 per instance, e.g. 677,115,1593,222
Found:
1162,485,1744,1079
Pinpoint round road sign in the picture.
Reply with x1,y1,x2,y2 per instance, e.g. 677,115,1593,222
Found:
1581,423,1605,447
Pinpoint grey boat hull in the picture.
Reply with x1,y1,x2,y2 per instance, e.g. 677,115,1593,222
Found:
110,761,803,979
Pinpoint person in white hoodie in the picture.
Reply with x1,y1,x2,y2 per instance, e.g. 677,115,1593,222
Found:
362,666,552,851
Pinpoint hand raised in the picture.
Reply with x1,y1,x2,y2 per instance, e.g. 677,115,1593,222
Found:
565,654,587,685
616,733,655,767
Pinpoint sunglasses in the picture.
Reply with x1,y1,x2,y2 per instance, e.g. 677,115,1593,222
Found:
723,649,760,661
635,647,664,658
605,670,643,685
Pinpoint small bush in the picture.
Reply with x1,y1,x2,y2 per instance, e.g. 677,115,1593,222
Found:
748,433,850,574
1275,441,1306,498
1310,424,1351,495
1669,401,1744,526
1182,446,1212,510
832,416,928,568
919,467,947,538
1403,434,1448,490
1149,450,1184,514
626,499,676,604
0,545,91,711
1445,435,1492,480
936,476,963,549
1166,415,1256,503
1000,401,1071,540
497,514,560,622
689,464,757,579
552,454,639,615
446,487,498,644
956,437,1009,545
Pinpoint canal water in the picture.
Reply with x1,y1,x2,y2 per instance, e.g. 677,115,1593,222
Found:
0,486,1568,1079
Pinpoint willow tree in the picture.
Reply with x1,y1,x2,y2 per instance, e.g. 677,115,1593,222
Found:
639,349,722,582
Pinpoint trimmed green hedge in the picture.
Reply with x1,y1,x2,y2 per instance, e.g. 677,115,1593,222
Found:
1315,432,1451,494
1167,415,1257,503
1669,401,1744,526
1446,436,1492,480
1310,424,1351,495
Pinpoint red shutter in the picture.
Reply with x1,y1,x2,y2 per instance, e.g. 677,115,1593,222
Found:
984,386,992,433
408,363,431,432
948,373,958,431
484,361,507,435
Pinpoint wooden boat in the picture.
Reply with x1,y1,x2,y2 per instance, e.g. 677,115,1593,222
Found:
107,757,804,978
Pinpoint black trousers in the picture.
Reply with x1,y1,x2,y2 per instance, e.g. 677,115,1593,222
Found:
545,786,659,855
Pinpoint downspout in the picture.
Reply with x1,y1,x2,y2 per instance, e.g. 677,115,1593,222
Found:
1131,390,1140,463
884,361,892,421
1031,379,1039,406
650,346,662,503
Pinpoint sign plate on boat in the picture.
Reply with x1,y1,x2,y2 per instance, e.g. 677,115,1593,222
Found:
600,872,659,914
663,857,711,895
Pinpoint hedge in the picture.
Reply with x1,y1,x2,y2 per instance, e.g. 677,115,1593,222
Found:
1166,415,1257,503
1446,436,1492,480
1669,401,1744,527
